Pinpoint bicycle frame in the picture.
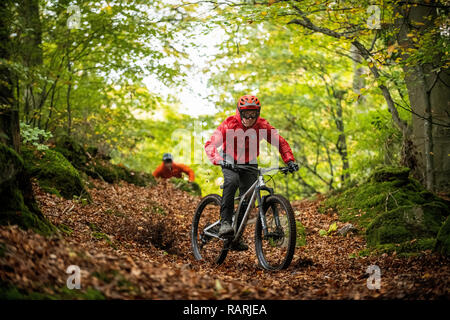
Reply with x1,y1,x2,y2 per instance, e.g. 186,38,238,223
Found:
203,166,284,243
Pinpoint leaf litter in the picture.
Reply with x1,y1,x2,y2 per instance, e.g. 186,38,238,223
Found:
0,178,449,299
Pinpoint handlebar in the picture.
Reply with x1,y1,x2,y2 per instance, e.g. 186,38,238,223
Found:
229,164,292,175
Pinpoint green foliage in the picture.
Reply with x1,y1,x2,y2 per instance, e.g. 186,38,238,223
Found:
20,122,52,151
207,14,403,198
318,222,338,237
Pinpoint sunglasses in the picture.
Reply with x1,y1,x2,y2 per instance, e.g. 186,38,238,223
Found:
241,111,258,119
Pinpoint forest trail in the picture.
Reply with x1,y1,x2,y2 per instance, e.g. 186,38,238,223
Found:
1,180,449,299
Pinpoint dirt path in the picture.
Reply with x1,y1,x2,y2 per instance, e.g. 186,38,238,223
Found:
1,179,449,299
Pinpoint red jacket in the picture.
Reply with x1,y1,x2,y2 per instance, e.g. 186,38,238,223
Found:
152,162,195,182
205,108,295,165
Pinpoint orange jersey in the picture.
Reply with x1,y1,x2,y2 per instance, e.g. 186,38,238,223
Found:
152,162,195,182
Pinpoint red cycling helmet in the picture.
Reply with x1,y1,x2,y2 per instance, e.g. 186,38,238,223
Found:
237,95,261,113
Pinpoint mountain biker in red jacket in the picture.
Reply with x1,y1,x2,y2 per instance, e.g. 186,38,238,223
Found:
153,153,195,182
204,95,298,251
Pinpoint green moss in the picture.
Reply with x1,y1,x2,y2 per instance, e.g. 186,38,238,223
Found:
85,159,156,187
38,182,62,197
89,224,117,249
170,178,201,196
366,205,445,246
105,208,126,217
113,165,156,186
0,144,56,235
372,238,436,256
92,270,118,284
92,270,139,294
322,166,448,229
321,166,449,253
145,201,166,216
89,160,118,183
370,166,411,183
350,239,436,258
22,145,91,202
92,231,110,241
53,135,89,171
88,222,100,232
58,223,73,236
435,216,450,256
296,221,307,247
0,281,105,300
52,135,156,187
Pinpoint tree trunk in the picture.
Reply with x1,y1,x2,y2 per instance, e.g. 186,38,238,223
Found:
0,2,20,152
17,0,43,122
396,1,450,192
66,57,72,136
0,0,53,234
350,44,366,108
334,96,350,183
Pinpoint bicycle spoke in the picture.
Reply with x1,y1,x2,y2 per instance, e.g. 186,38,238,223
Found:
255,194,296,270
191,194,227,265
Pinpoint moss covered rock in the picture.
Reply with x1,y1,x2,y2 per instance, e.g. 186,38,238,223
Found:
53,136,155,187
322,166,448,228
435,216,450,256
0,144,55,235
322,166,450,253
170,178,201,196
366,204,446,246
53,135,91,170
22,145,91,201
370,166,411,183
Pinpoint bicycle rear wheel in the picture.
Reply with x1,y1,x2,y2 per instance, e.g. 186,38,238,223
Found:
255,194,296,270
191,194,228,265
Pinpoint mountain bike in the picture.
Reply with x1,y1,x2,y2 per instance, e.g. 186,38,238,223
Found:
191,165,297,270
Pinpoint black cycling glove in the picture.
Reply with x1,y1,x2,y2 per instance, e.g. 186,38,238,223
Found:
287,161,299,173
218,160,235,170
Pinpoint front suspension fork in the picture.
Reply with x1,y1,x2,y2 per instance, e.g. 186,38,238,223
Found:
258,186,276,238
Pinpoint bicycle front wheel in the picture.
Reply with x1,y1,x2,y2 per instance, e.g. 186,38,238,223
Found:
255,194,296,270
191,194,228,265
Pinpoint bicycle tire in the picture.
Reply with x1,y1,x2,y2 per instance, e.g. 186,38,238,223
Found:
254,194,296,270
191,194,228,265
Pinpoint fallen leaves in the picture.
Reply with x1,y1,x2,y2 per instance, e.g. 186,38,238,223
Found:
0,179,449,299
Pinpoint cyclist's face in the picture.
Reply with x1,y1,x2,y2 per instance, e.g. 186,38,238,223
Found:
241,110,258,128
163,160,172,170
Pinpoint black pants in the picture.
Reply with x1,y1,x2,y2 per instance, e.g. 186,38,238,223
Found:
220,164,258,224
